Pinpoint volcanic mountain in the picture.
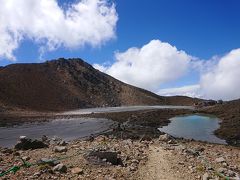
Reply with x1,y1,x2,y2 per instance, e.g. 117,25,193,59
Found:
0,58,200,111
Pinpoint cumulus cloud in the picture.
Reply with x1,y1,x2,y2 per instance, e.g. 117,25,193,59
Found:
200,49,240,100
95,40,240,100
94,40,192,91
157,49,240,100
158,85,202,98
0,0,118,60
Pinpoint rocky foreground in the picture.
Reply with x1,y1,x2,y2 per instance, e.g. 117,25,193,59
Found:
0,134,239,180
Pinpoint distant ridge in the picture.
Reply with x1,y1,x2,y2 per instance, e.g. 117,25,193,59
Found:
0,58,200,111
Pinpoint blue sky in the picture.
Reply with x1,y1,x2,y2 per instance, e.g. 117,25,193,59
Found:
0,0,240,100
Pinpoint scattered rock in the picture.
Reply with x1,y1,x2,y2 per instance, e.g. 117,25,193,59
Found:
122,139,133,146
52,164,67,173
13,151,20,156
19,136,27,140
71,167,83,175
217,167,227,173
53,146,67,153
58,140,68,146
222,162,228,167
227,170,236,177
86,151,123,166
159,134,171,142
202,172,210,180
50,136,62,144
1,148,13,154
15,137,48,150
37,158,60,166
195,146,205,152
215,157,226,163
185,149,200,156
41,135,48,142
129,165,137,171
33,172,41,177
22,156,30,161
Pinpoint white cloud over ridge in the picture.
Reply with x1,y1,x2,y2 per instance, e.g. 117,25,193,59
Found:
0,0,118,60
200,49,240,100
158,85,201,98
94,40,192,91
95,40,240,101
157,49,240,100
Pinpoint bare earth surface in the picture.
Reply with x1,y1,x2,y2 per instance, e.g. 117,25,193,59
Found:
135,139,240,180
136,144,196,180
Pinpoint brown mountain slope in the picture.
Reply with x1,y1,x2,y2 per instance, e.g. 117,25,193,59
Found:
0,58,200,111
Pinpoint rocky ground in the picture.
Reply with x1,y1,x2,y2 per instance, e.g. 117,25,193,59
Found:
137,135,240,180
0,135,149,180
198,99,240,146
0,101,239,179
0,134,239,180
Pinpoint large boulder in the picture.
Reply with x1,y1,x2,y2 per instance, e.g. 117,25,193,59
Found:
53,146,67,153
15,136,48,150
85,151,123,166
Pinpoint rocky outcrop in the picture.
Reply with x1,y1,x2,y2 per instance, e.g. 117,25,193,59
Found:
14,136,48,150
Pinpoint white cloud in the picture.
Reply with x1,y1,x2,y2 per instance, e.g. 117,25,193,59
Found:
0,0,118,60
95,40,240,101
94,40,192,91
200,49,240,100
157,49,240,101
158,85,202,98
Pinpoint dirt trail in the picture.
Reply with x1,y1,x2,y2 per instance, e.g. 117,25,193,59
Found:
136,144,196,180
135,139,240,180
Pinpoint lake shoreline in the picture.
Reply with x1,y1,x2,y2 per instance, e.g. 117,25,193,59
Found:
0,105,239,147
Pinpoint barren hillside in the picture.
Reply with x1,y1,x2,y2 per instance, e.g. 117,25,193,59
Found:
0,58,200,111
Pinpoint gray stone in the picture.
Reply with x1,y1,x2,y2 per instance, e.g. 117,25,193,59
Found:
41,135,48,142
217,167,227,173
71,167,83,175
185,149,200,156
22,156,30,161
58,140,68,146
159,134,171,142
37,158,60,166
174,145,186,151
33,172,41,177
53,146,67,153
86,151,123,166
19,136,27,141
227,170,236,177
202,173,210,180
0,167,3,174
215,157,226,163
53,164,67,173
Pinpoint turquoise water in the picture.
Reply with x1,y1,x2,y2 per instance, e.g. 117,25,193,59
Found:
158,114,226,144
